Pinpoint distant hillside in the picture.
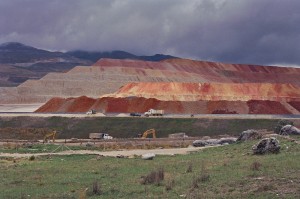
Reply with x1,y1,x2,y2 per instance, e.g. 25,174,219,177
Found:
0,42,88,64
0,42,92,86
0,42,176,86
66,50,177,62
0,64,42,87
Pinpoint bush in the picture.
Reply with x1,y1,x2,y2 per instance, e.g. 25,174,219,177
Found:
165,179,175,191
191,163,210,189
186,163,193,173
250,161,262,171
141,168,164,186
92,180,102,195
29,155,35,161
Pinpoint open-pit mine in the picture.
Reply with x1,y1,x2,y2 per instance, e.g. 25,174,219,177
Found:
1,58,298,114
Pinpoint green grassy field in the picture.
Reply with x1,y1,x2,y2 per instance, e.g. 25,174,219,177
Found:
0,137,299,198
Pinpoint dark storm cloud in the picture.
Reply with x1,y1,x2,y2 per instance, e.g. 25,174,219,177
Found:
0,0,300,66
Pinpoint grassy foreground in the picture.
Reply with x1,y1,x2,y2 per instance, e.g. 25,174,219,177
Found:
0,137,299,198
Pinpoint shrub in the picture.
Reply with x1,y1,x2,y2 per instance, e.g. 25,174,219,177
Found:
250,161,262,171
165,179,175,191
186,163,193,173
190,163,210,189
141,168,164,185
29,155,35,161
92,180,102,195
199,162,210,182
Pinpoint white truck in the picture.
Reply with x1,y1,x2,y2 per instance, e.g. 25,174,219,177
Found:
86,109,96,115
144,109,164,117
89,133,113,139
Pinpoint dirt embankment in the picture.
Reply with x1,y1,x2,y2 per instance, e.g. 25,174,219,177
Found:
35,96,294,114
35,81,300,114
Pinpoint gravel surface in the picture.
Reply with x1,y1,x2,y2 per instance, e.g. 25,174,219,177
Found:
0,146,216,158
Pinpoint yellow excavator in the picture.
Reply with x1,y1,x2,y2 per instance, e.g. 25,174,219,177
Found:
141,129,156,138
43,130,57,143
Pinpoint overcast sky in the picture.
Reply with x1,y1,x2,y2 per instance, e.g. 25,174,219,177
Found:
0,0,300,66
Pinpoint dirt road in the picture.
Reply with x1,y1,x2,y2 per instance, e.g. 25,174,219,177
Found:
0,146,215,158
1,112,300,119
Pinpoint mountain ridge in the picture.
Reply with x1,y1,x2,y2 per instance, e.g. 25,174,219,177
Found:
0,42,176,86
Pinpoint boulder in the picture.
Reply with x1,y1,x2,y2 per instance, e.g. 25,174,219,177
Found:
279,125,300,135
193,138,237,147
85,142,94,147
219,137,237,145
192,140,207,147
142,153,155,160
22,142,34,148
252,137,280,155
237,129,262,141
193,139,219,147
206,139,220,145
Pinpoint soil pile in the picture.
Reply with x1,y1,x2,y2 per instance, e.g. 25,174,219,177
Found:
106,82,300,101
36,96,293,114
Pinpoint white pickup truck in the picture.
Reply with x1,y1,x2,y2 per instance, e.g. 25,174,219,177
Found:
89,133,113,139
86,109,96,115
144,109,164,117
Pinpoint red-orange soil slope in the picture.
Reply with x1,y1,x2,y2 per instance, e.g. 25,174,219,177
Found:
36,82,300,114
107,82,300,101
36,96,294,114
3,58,300,104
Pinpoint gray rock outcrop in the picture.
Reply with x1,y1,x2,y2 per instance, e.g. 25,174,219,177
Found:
193,137,237,147
279,125,300,135
237,129,262,141
252,137,280,154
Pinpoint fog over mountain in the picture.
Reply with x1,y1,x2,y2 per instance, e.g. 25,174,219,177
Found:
0,0,300,66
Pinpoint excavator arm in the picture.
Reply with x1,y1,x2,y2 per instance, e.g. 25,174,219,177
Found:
43,131,57,143
141,129,156,138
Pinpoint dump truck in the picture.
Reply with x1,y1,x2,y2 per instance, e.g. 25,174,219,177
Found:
144,109,164,117
86,109,96,115
89,133,113,139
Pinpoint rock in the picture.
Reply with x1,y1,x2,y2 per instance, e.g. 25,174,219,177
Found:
252,137,280,155
219,137,237,145
279,125,300,135
85,142,94,147
237,129,262,141
193,140,208,147
193,138,236,147
116,155,127,158
206,139,220,145
22,142,33,148
142,153,155,160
